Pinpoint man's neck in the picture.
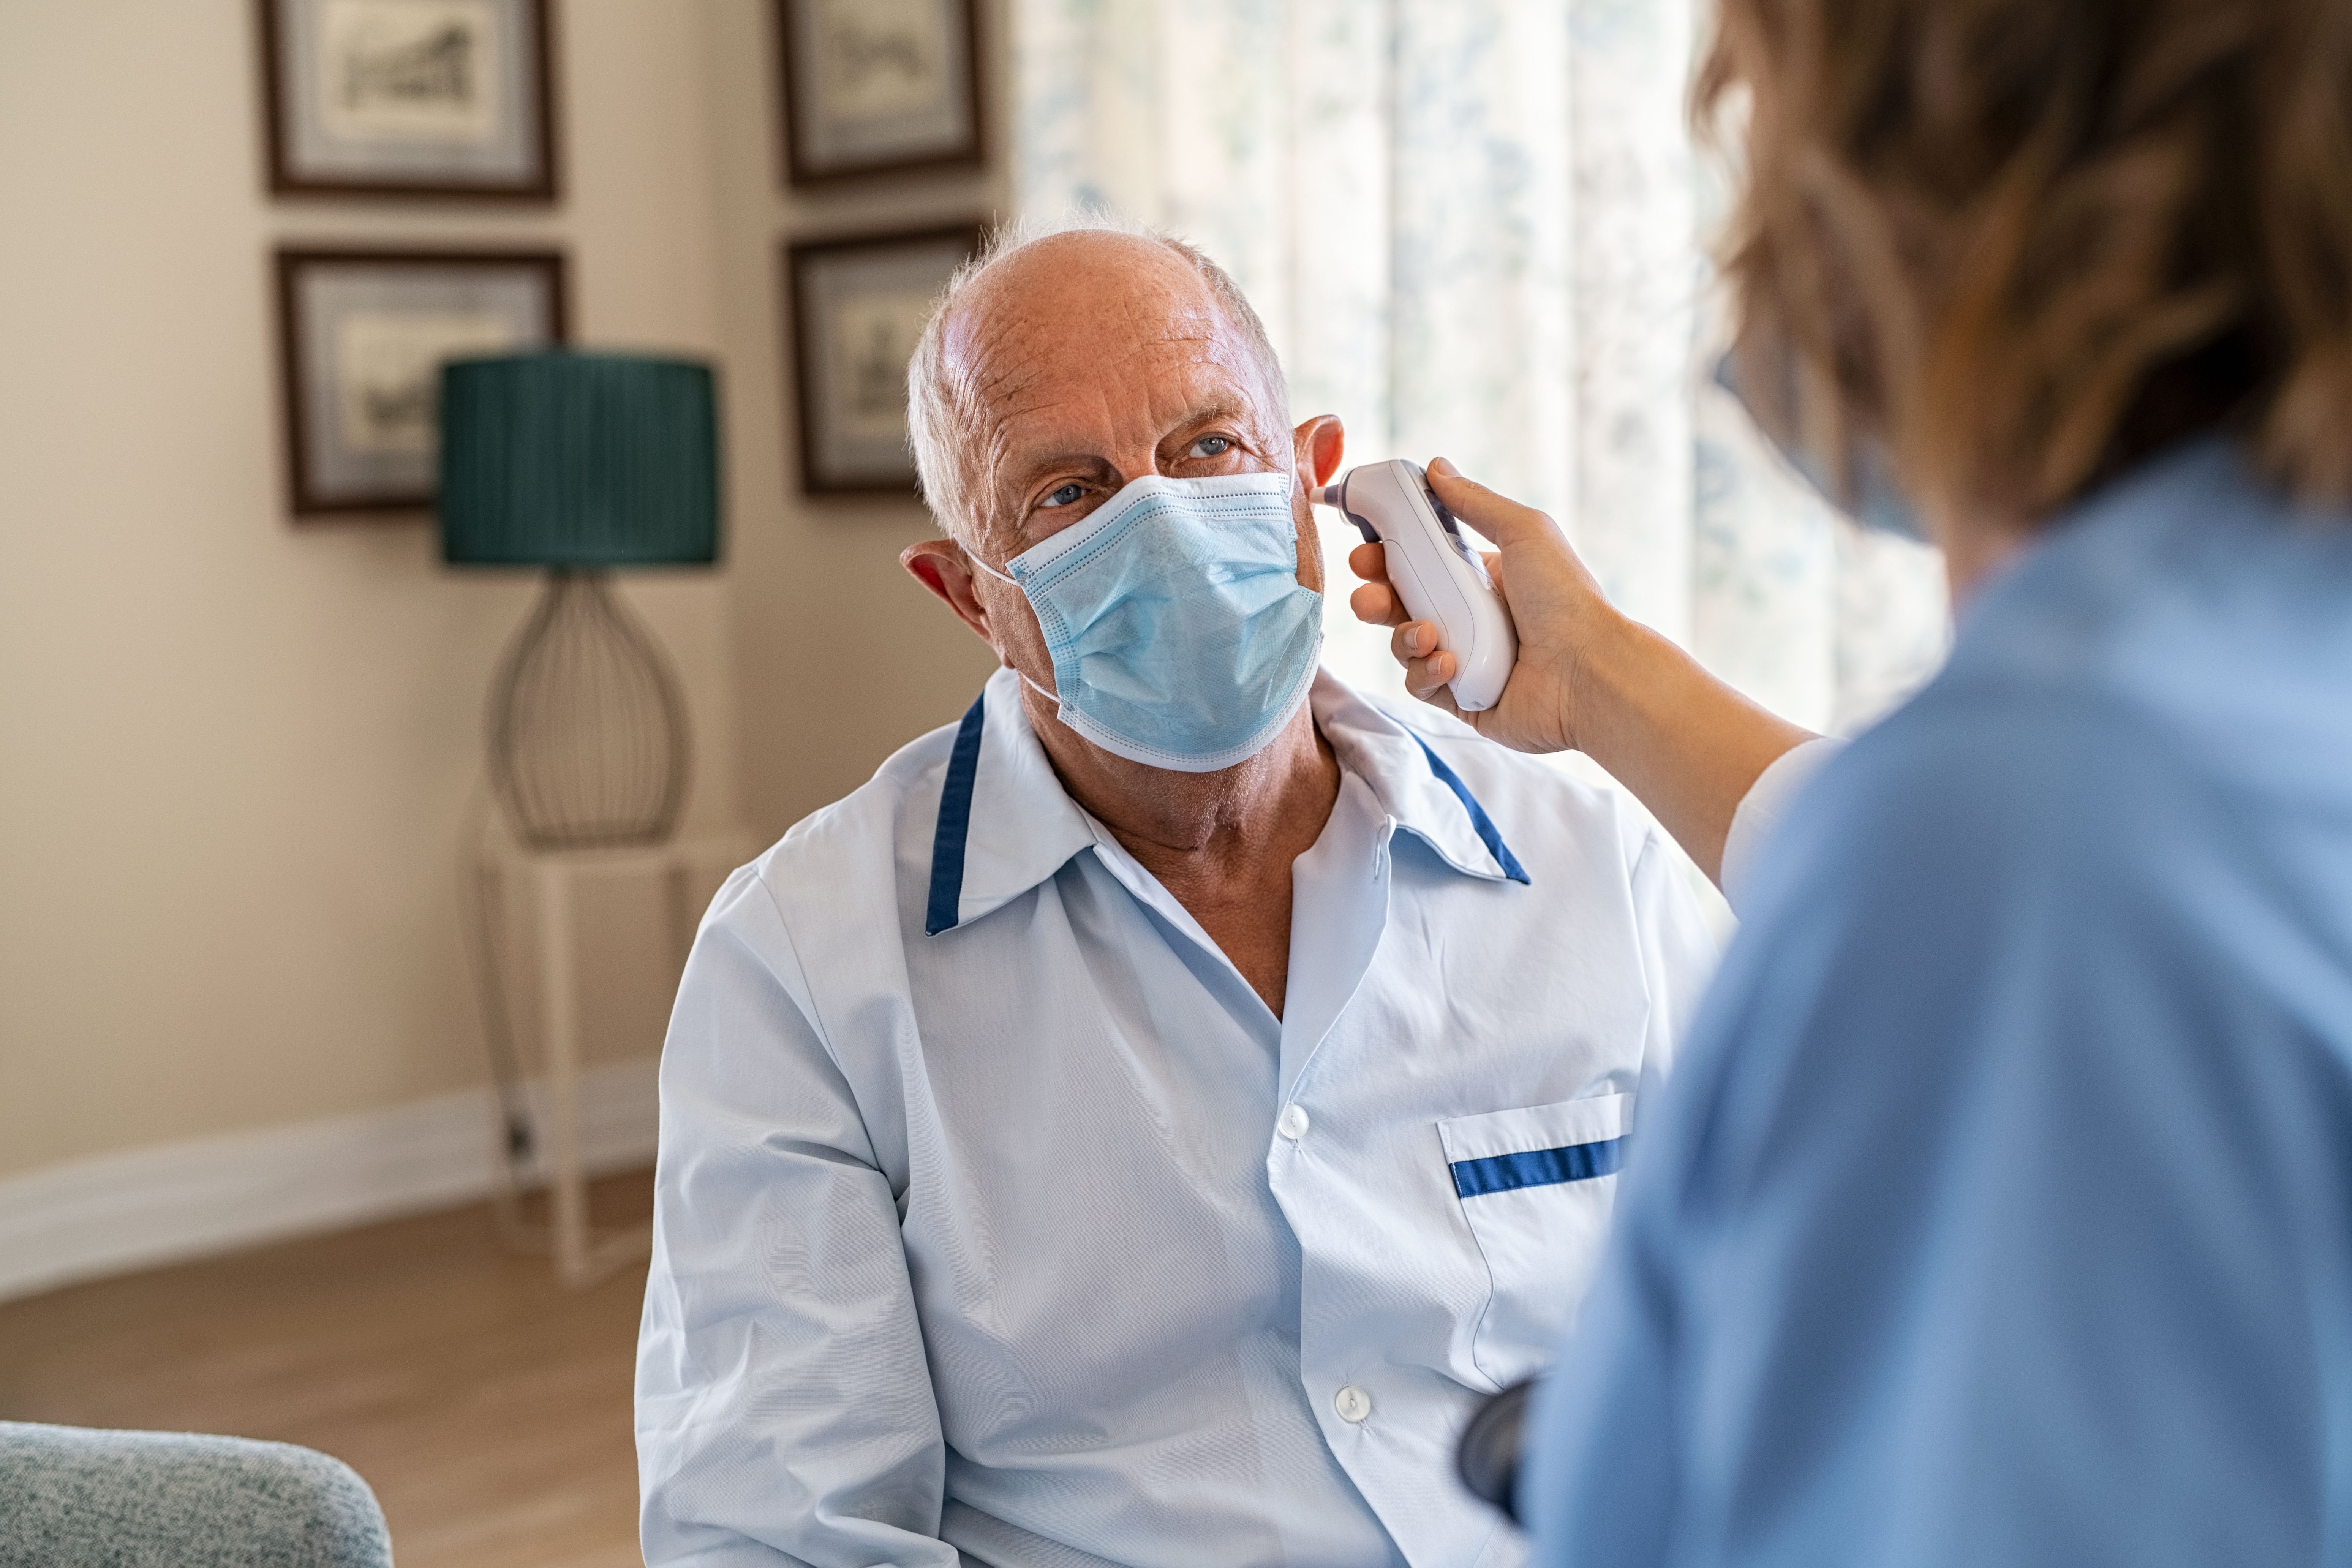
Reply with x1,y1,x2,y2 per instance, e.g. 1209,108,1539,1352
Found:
1021,687,1341,1018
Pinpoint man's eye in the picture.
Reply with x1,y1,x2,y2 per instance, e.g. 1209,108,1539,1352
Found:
1039,483,1086,508
1188,435,1234,458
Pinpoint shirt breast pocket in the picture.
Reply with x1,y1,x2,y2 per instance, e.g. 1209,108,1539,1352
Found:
1437,1092,1632,1388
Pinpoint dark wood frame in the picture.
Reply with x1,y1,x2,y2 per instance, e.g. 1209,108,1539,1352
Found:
784,223,983,497
775,0,985,188
273,246,571,519
256,0,562,201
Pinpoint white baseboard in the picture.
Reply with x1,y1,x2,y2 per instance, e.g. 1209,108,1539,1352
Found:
0,1058,660,1305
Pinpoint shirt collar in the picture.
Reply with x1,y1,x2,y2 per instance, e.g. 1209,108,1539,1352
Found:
924,667,1095,935
1306,673,1531,886
926,667,1527,937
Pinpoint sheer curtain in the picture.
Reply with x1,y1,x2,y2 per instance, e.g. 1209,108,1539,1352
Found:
1010,0,1947,735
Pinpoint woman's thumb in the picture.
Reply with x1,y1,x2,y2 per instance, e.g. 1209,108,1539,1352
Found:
1427,457,1564,550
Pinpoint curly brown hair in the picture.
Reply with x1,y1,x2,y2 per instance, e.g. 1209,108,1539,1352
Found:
1700,0,2352,528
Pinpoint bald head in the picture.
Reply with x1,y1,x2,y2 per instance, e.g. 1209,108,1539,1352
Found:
906,220,1288,553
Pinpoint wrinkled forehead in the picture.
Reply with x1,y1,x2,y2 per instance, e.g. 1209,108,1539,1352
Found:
943,237,1282,458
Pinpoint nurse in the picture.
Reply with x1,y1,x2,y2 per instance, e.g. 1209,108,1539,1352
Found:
1353,0,2352,1562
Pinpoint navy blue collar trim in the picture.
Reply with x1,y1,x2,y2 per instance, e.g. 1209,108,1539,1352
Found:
924,692,989,936
925,695,1530,934
1409,735,1531,884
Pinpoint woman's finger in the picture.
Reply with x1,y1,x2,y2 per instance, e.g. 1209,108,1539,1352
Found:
1404,649,1460,707
1350,581,1405,626
1390,620,1440,665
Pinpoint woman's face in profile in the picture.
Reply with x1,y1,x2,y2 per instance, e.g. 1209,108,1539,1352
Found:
1700,0,2342,557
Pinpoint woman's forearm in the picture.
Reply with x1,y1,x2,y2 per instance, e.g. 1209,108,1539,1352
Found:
1572,610,1818,885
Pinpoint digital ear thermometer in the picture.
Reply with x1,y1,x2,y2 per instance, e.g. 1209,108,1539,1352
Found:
1316,459,1518,711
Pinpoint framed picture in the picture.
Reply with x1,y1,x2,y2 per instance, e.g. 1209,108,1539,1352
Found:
776,0,983,187
257,0,560,200
786,224,981,496
274,247,568,517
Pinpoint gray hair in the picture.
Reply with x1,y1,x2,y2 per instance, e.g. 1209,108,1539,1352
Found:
905,212,1288,548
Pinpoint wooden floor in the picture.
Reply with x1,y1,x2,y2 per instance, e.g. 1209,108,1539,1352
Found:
0,1171,656,1568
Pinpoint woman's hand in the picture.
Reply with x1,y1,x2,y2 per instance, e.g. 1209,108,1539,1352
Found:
1348,457,1818,885
1346,457,1623,756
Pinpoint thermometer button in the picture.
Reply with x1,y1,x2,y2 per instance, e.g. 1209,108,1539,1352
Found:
1426,490,1464,538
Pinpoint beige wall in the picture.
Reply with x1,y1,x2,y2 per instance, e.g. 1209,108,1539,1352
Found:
706,1,1008,837
0,0,999,1182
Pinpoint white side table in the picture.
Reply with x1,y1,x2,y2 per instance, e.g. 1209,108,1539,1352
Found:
472,831,754,1286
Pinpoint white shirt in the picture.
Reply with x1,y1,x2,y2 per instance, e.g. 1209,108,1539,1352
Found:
1718,736,1845,912
636,667,1717,1568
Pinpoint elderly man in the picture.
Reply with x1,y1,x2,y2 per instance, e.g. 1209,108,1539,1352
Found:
635,222,1715,1568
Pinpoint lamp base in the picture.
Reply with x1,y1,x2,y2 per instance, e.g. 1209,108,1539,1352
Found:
487,570,689,850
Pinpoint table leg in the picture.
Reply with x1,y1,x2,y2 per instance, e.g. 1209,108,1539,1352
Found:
533,859,590,1287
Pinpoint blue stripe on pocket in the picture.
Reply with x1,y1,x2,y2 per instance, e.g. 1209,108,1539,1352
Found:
1450,1136,1625,1198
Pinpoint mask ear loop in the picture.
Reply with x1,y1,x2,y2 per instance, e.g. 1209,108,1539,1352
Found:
964,547,1064,710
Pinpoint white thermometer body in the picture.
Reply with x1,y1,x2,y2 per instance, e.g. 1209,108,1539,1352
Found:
1316,460,1517,711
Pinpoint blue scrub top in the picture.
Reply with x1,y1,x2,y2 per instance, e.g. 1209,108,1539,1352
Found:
1527,438,2352,1566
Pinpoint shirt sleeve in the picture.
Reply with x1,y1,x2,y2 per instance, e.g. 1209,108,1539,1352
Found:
1624,828,1722,1094
1525,699,2335,1567
635,866,957,1568
1717,735,1845,915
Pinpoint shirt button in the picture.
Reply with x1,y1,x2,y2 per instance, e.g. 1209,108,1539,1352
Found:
1334,1385,1372,1423
1277,1104,1310,1140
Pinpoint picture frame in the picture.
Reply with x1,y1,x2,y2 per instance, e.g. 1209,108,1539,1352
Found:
257,0,560,201
274,247,569,518
776,0,984,187
785,224,982,497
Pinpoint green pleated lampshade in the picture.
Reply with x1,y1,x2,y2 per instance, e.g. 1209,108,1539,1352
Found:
439,351,720,567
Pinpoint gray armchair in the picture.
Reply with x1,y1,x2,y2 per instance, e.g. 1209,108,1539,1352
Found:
0,1422,393,1568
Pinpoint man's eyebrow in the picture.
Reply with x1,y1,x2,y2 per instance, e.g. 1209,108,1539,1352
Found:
1163,396,1257,432
1000,449,1120,487
1001,398,1261,480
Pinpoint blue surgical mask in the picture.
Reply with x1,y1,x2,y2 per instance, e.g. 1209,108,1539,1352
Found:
1713,349,1926,542
971,470,1324,772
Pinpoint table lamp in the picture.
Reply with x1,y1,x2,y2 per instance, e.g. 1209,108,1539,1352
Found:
439,351,720,850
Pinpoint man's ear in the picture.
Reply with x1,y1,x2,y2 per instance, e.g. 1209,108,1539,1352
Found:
901,540,999,649
1292,414,1345,489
